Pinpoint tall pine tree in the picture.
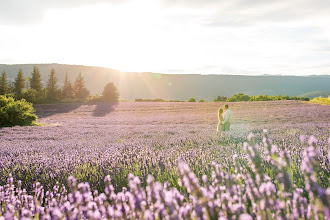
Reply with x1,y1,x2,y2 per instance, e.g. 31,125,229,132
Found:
0,71,9,95
61,72,74,99
74,72,90,99
30,65,43,97
46,68,59,100
14,68,25,98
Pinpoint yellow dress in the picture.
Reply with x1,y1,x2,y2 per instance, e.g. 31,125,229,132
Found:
217,115,225,132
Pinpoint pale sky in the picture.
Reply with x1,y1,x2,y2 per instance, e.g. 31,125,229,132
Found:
0,0,330,75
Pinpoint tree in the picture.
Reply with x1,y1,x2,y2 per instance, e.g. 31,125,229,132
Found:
74,72,90,99
300,97,310,101
23,89,38,103
102,82,119,102
46,68,59,100
199,99,205,102
254,95,272,101
25,77,30,89
227,93,250,102
214,96,227,102
274,95,285,101
61,73,75,100
0,71,9,95
14,68,25,98
188,98,196,102
226,96,238,102
30,65,43,98
8,81,15,94
249,96,257,101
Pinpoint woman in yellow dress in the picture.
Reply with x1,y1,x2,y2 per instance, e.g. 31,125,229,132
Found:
217,108,225,134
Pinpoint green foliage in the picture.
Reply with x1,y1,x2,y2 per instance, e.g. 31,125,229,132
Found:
46,68,59,100
3,68,92,103
227,93,250,102
61,73,75,100
226,96,237,102
74,72,90,100
0,71,9,95
290,96,310,101
273,95,288,100
199,99,206,102
0,95,38,127
7,81,15,94
25,77,30,89
214,96,227,102
226,93,310,102
102,82,119,103
14,68,25,98
88,94,104,103
23,89,38,103
249,95,272,101
310,97,330,105
30,65,43,99
188,98,196,102
299,97,310,101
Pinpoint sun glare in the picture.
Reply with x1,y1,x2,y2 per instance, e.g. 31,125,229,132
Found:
1,0,329,75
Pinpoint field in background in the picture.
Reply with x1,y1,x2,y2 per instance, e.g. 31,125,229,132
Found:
0,100,329,218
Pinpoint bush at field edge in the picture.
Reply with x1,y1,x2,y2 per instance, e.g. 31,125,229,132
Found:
0,95,38,127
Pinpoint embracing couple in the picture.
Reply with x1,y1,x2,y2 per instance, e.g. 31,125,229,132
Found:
217,104,231,133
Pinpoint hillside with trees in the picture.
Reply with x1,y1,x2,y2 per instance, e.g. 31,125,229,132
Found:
0,65,92,103
1,64,329,101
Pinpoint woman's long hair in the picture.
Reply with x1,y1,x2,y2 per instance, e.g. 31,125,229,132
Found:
218,108,223,118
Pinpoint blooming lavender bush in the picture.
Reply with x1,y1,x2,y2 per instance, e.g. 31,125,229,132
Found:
0,132,329,219
0,101,329,219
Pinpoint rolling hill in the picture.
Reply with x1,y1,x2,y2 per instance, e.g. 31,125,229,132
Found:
1,64,329,101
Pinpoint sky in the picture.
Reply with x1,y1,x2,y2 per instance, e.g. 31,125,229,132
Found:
0,0,330,75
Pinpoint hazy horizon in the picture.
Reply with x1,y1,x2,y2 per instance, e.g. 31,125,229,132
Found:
1,63,330,77
1,0,330,76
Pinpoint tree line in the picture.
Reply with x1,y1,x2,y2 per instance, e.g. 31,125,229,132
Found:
135,93,310,102
221,93,310,102
1,66,309,104
0,65,91,103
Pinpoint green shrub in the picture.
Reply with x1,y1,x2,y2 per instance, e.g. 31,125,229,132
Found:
214,96,227,102
226,96,238,102
199,99,206,102
227,93,250,102
88,94,104,103
310,97,330,105
23,89,38,103
188,98,196,102
0,95,38,127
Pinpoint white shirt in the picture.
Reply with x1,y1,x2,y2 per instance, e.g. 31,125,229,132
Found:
222,109,231,124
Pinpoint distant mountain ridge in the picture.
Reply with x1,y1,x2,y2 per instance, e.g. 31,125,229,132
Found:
1,64,329,101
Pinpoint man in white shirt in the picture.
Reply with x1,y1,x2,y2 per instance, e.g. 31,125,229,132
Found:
221,104,231,131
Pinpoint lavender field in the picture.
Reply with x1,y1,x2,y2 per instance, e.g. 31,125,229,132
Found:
0,101,329,219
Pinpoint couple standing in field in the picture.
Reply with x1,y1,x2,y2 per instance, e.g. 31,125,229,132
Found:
217,104,231,133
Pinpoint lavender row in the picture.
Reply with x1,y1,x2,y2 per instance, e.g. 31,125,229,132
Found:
1,121,329,191
0,133,329,219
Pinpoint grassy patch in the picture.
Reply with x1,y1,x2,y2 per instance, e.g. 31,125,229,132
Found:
310,97,330,105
